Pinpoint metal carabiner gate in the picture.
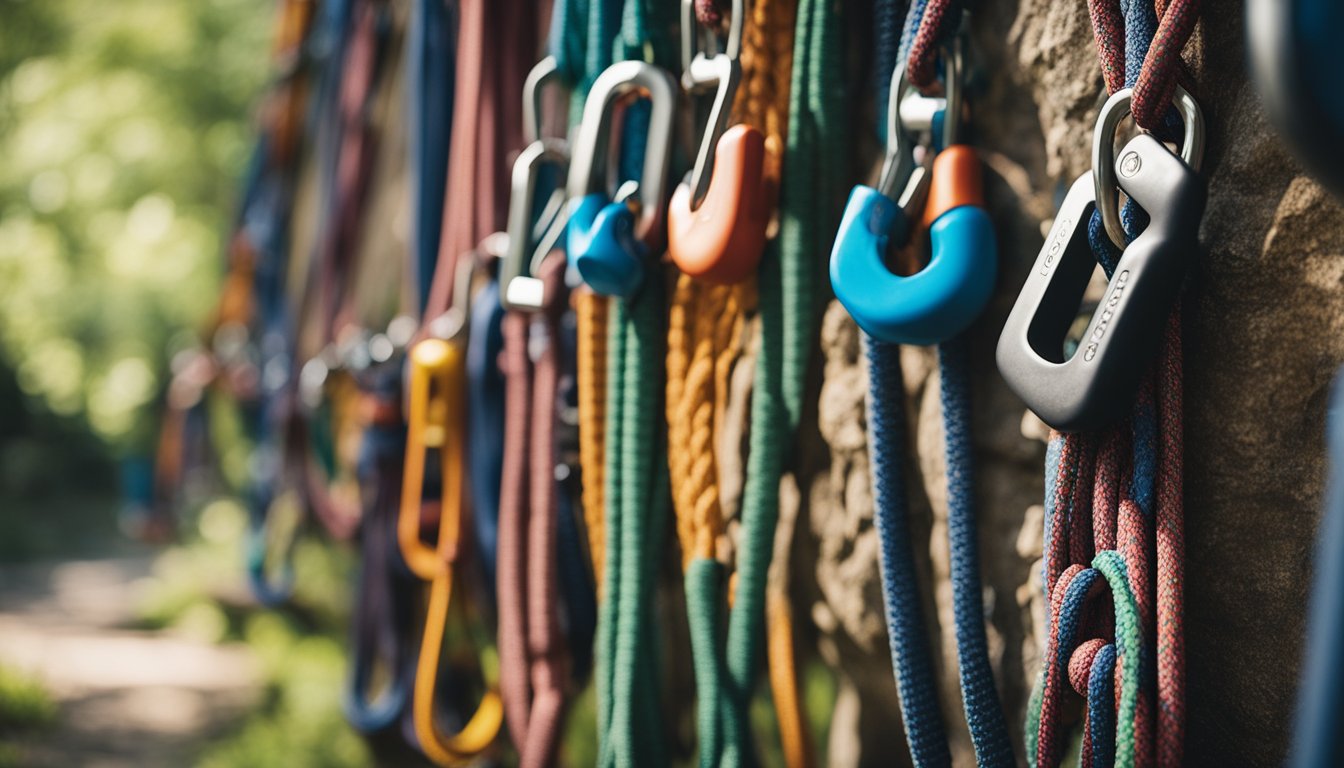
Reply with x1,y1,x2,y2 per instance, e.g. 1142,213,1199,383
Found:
666,0,768,284
565,60,678,298
996,94,1207,431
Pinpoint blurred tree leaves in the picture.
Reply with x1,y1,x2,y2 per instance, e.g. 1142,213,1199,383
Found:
0,0,272,456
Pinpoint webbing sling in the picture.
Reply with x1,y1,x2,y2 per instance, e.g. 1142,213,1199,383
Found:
1024,1,1197,766
498,254,572,768
855,2,1013,766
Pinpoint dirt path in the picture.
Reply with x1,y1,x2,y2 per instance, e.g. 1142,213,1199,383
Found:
0,558,262,768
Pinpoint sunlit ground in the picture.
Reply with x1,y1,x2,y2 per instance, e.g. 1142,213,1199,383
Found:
0,1,371,765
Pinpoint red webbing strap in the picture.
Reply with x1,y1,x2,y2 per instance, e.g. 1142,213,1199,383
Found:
497,253,570,768
422,0,536,324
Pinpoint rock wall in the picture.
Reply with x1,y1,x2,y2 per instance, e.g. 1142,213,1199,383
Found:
793,3,1344,765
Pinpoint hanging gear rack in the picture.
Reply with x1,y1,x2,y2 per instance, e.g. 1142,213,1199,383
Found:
145,0,1320,763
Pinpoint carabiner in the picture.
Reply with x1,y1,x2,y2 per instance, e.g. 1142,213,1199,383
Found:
397,339,456,579
502,58,572,312
399,256,475,579
1093,84,1204,249
565,60,678,298
401,336,504,765
666,0,768,284
830,36,996,345
995,133,1207,432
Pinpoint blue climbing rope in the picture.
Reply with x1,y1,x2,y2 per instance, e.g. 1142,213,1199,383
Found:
864,2,1012,765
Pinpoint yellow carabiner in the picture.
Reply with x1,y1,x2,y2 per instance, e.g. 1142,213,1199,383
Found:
402,338,504,766
398,339,455,578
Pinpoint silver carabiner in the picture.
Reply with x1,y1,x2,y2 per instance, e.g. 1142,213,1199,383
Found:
502,139,570,311
679,0,745,210
1092,84,1205,249
565,59,678,245
876,33,963,215
501,57,571,311
523,55,563,146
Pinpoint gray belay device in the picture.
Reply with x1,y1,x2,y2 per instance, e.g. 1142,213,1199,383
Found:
996,134,1206,432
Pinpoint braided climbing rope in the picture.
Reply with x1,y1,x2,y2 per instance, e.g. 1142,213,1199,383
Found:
1027,1,1196,765
665,0,806,764
670,0,849,765
862,3,1013,765
592,4,678,766
497,254,571,768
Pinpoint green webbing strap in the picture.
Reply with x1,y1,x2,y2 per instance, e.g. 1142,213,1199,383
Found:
719,0,849,764
688,557,728,766
597,3,675,766
602,287,672,768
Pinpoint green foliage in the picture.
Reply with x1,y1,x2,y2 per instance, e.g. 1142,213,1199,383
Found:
128,497,370,766
0,0,272,453
0,664,57,733
195,617,371,768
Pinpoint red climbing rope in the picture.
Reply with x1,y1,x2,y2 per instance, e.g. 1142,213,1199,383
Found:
1088,0,1201,130
1030,3,1195,767
905,0,962,90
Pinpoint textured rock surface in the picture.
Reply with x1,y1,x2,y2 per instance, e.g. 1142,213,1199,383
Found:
793,4,1344,766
